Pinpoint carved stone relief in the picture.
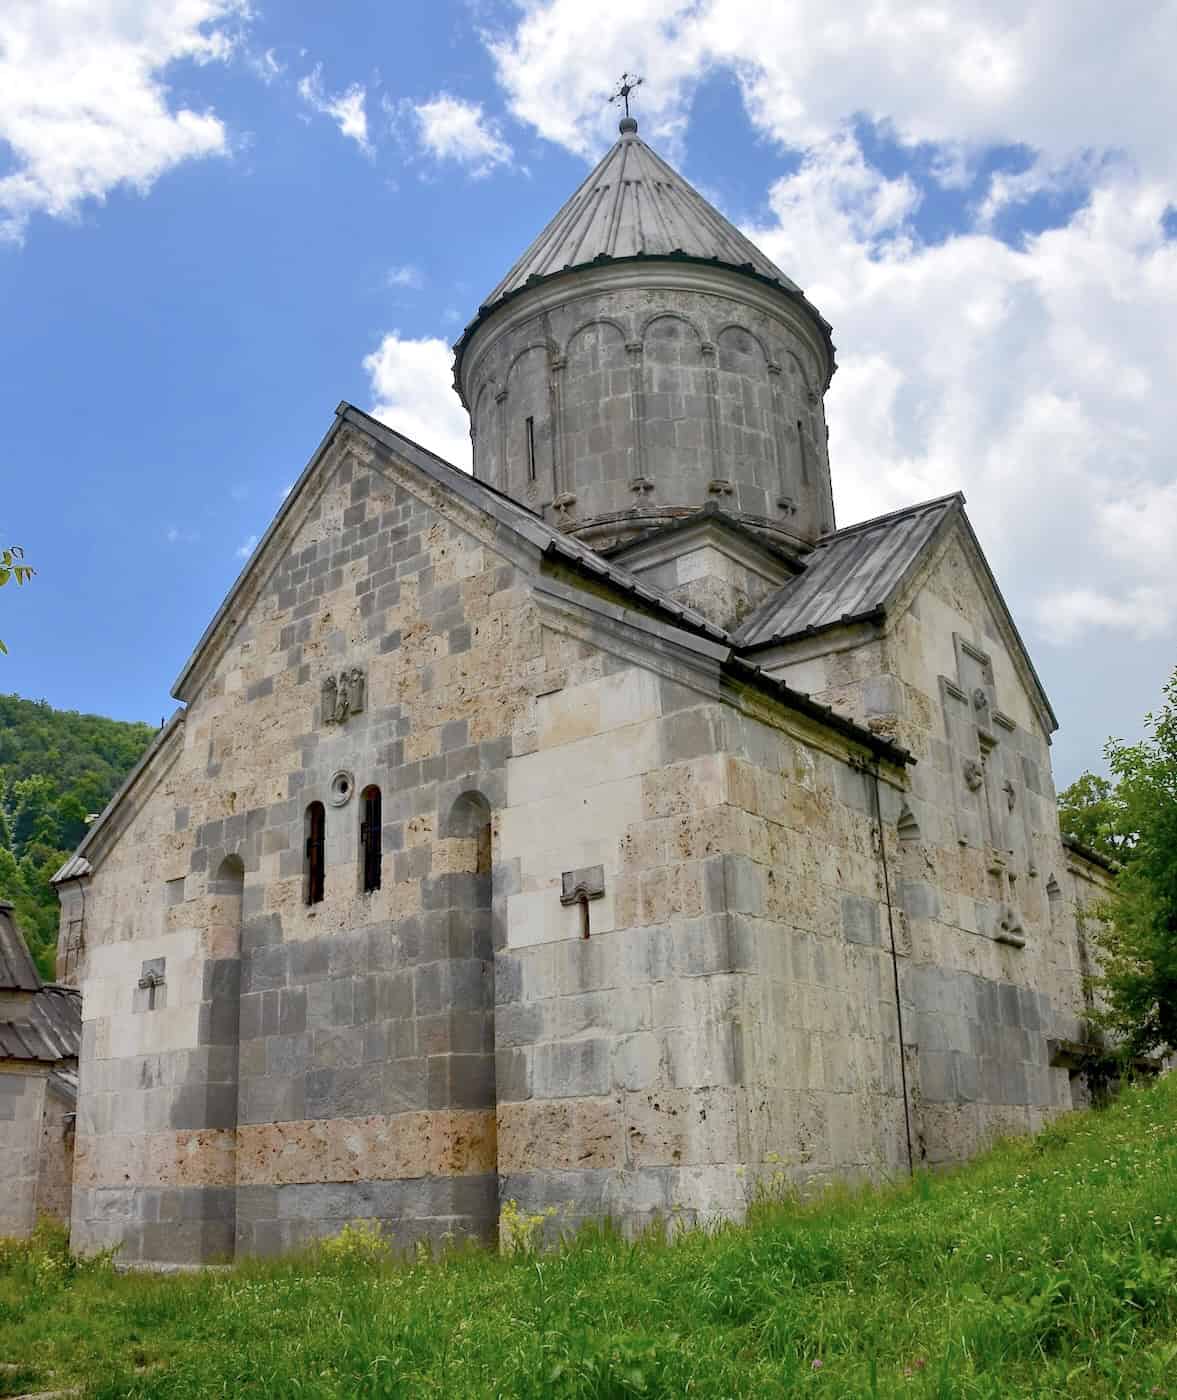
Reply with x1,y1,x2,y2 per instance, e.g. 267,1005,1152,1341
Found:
321,668,366,727
940,634,1033,944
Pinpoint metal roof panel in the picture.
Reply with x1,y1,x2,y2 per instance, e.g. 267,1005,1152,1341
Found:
734,495,964,647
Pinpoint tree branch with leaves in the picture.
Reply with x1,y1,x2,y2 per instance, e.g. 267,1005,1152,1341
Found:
0,544,34,655
1086,666,1177,1060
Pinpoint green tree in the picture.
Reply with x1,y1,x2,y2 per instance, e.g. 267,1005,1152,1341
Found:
1058,770,1132,863
0,544,34,654
0,693,153,978
1092,665,1177,1060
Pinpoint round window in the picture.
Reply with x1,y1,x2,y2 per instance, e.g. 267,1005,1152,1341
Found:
329,770,355,806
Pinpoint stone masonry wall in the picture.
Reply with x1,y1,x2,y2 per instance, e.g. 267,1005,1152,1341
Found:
491,612,917,1230
65,429,1107,1262
0,1066,48,1237
760,527,1098,1163
68,432,543,1261
461,267,835,548
34,1081,75,1227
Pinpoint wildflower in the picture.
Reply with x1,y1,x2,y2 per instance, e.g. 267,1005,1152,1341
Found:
811,1358,823,1371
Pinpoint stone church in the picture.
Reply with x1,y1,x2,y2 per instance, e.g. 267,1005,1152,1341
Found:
52,113,1112,1265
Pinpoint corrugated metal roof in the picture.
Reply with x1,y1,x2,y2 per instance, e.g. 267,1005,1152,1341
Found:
483,124,802,306
50,854,91,885
0,902,42,992
734,494,964,648
453,121,834,397
0,984,81,1064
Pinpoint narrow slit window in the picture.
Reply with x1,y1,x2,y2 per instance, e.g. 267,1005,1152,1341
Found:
525,415,536,482
796,419,809,482
305,801,326,906
360,785,382,894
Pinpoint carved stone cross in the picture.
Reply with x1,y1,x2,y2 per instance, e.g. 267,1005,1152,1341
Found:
560,865,605,940
939,634,1029,946
136,957,166,1012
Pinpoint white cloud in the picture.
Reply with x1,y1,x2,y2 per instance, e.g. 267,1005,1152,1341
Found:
386,264,424,290
741,142,1177,651
489,0,1177,182
0,0,247,243
248,47,284,85
414,94,511,176
235,533,258,560
1035,586,1173,644
298,65,371,154
362,332,472,471
484,0,1177,661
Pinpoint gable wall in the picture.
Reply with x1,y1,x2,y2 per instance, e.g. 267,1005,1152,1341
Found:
758,527,1099,1163
69,433,540,1261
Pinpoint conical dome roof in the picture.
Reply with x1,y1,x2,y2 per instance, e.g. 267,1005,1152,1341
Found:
455,120,832,379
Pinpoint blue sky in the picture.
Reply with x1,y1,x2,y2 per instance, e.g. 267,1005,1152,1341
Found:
3,0,1176,786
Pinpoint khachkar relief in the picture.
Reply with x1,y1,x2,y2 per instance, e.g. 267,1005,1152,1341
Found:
321,668,366,727
940,635,1034,947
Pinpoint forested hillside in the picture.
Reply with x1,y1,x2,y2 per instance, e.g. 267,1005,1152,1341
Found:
0,694,155,978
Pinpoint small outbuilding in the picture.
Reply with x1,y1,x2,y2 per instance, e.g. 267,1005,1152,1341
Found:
0,900,80,1237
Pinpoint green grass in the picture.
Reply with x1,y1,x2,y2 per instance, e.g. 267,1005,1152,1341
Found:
3,1077,1177,1398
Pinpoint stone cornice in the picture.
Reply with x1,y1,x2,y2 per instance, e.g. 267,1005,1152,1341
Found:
454,259,835,411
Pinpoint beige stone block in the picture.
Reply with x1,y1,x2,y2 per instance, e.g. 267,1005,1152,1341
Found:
500,776,643,863
238,1110,496,1185
405,728,439,762
432,837,478,874
497,1098,624,1173
507,889,560,950
624,1087,740,1167
619,820,670,871
509,719,659,805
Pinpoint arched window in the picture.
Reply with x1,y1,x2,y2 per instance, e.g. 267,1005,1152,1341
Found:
305,802,326,906
360,785,382,893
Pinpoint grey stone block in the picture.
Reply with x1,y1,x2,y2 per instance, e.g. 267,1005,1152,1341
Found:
900,880,939,920
659,706,716,764
383,1057,427,1112
722,854,764,916
240,1075,304,1125
429,1052,495,1109
842,894,881,946
496,1047,531,1103
920,1050,955,1103
532,1038,610,1098
246,944,289,993
279,987,307,1035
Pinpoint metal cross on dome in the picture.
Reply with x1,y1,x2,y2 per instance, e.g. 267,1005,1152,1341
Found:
610,73,643,119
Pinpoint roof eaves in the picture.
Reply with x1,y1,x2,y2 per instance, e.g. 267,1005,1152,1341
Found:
738,604,887,653
724,654,913,770
1062,833,1120,875
540,537,732,644
601,503,811,574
